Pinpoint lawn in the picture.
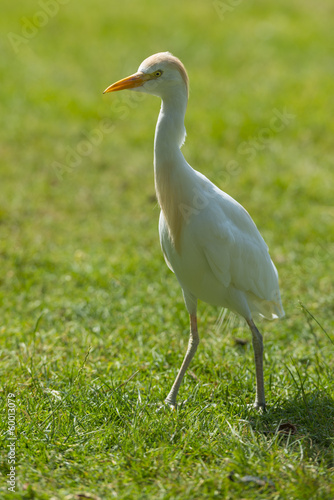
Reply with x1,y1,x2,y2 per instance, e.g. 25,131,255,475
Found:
0,0,334,498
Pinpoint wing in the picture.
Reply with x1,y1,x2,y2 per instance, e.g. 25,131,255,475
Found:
198,188,282,314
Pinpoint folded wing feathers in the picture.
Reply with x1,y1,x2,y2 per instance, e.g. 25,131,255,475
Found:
201,192,282,317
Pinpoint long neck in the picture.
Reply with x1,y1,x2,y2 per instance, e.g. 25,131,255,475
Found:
154,91,190,252
154,93,187,161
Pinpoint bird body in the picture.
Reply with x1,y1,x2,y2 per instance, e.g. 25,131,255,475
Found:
104,52,284,409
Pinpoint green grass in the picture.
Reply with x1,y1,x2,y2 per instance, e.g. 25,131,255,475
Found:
1,0,334,498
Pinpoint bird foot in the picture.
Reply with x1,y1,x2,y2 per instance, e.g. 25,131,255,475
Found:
164,397,177,410
243,402,266,413
253,402,267,413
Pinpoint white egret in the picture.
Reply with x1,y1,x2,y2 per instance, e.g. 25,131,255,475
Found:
104,52,284,410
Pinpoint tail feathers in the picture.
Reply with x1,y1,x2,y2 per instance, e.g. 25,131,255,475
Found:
247,290,285,321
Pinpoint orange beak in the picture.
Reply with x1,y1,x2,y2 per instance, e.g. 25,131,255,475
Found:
103,72,150,93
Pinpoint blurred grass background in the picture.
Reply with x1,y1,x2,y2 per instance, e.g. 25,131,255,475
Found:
0,0,333,498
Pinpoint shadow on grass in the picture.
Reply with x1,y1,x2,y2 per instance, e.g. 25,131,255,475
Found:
255,390,334,466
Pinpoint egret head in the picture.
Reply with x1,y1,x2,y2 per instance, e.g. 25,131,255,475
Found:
103,52,189,101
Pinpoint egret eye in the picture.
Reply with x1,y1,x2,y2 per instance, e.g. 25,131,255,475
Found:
154,70,163,78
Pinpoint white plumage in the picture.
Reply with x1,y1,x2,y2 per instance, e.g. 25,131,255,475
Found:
104,52,284,410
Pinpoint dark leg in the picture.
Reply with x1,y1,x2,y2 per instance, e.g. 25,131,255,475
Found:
247,318,266,410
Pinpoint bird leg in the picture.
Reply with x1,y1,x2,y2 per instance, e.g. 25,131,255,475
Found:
247,318,266,410
165,314,199,407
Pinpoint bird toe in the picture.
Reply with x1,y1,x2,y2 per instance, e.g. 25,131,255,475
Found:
253,402,267,413
164,397,177,410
